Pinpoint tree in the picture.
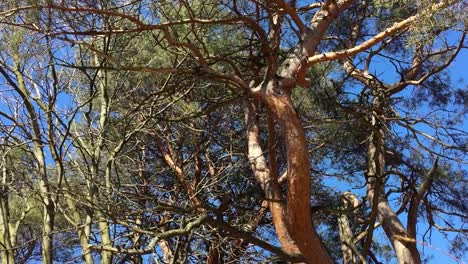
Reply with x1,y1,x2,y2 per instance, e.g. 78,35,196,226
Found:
0,0,466,263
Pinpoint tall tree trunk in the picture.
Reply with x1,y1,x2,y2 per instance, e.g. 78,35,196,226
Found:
92,54,113,264
338,192,359,264
100,164,115,264
255,81,333,263
64,193,94,264
366,106,421,264
244,99,301,256
36,147,54,264
97,216,113,264
41,198,55,264
7,60,55,264
0,198,15,264
95,180,113,264
0,153,15,264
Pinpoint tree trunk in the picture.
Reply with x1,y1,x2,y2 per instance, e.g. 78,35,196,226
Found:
97,212,113,264
65,193,94,264
0,199,15,264
257,81,333,263
244,99,301,256
366,110,421,264
8,57,55,264
0,153,15,264
36,149,54,264
338,192,359,264
41,199,55,264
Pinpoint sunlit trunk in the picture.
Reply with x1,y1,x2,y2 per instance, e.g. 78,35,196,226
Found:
65,193,94,264
244,99,301,256
257,80,333,263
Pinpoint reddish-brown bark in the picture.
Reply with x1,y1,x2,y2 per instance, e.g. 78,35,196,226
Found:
244,99,301,255
264,92,333,264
